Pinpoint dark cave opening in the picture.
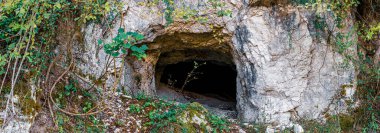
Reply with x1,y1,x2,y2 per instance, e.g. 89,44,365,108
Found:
158,59,237,111
160,60,237,102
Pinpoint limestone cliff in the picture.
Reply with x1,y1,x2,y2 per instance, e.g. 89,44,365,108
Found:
58,0,356,127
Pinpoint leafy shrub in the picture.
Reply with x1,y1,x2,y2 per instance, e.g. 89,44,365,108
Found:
98,28,148,60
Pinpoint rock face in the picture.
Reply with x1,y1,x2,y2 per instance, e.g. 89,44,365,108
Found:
62,0,356,127
232,7,356,125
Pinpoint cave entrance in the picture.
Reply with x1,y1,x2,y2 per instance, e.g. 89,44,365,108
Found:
155,49,237,118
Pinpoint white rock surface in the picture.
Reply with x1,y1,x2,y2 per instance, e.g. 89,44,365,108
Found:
2,119,31,133
265,126,275,133
294,124,304,133
0,95,32,133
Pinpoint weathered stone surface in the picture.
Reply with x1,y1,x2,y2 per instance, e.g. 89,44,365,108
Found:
293,124,304,133
233,7,356,126
57,0,356,127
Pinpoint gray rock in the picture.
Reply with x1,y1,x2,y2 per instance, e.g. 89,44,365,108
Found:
265,126,276,133
294,124,304,133
54,0,356,128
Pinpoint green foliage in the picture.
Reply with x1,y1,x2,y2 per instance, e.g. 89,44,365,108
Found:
82,101,93,113
296,114,353,132
0,0,70,77
127,93,231,132
129,104,142,114
147,106,179,131
365,23,380,40
72,0,120,24
297,118,341,132
208,114,229,132
54,79,100,113
64,83,77,96
0,0,119,101
135,91,149,100
0,54,8,75
292,0,316,5
161,0,232,25
56,112,106,133
298,0,379,132
209,0,232,17
54,80,105,132
98,28,148,60
163,0,174,26
139,0,232,26
338,114,355,132
217,10,232,17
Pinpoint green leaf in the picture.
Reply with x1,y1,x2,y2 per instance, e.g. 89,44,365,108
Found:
43,13,51,19
123,43,131,48
104,49,112,54
140,45,148,50
104,2,111,12
130,46,139,52
18,7,26,16
74,17,80,21
27,56,33,63
111,52,120,57
118,28,124,33
125,32,135,36
121,49,127,54
7,43,16,50
119,32,127,40
135,34,144,41
54,3,62,9
97,39,103,45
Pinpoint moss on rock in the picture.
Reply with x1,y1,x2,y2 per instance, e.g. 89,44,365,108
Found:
338,114,354,131
178,102,209,132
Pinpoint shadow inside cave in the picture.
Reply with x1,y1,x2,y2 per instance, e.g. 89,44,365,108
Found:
156,59,238,118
